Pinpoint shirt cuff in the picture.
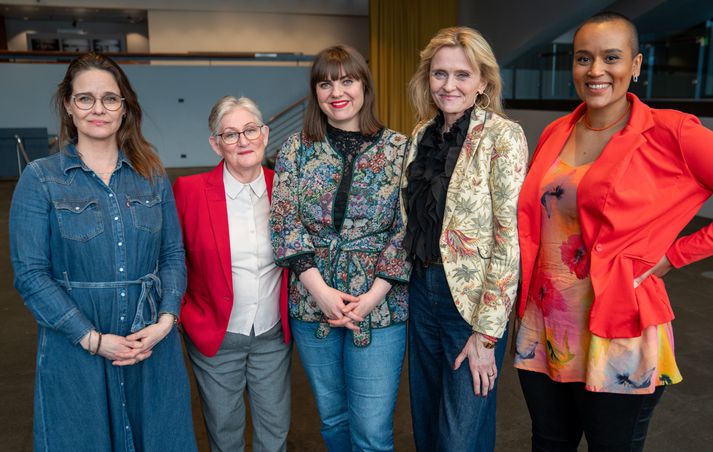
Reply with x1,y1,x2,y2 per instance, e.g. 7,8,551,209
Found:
286,254,316,277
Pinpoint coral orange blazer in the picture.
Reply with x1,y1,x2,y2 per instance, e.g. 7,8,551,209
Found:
173,162,290,357
518,93,713,338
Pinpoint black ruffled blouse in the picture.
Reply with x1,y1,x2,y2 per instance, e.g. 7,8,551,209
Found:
403,108,472,267
287,124,378,277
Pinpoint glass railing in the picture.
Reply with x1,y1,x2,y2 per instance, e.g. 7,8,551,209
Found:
504,19,713,102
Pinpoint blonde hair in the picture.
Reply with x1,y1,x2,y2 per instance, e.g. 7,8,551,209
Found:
409,26,504,124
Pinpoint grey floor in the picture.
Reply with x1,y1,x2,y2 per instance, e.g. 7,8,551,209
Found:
1,171,711,451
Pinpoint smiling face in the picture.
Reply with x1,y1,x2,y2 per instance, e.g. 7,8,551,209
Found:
64,68,124,147
209,107,268,182
573,19,642,113
315,69,364,131
429,45,487,127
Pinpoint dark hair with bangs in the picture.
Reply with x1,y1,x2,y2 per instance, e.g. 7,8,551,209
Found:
574,12,640,56
304,45,383,141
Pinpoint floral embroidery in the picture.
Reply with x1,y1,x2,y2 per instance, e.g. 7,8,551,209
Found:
443,228,477,257
401,108,528,337
271,129,410,347
401,109,529,338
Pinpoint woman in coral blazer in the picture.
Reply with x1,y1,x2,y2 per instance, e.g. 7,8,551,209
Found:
173,96,291,452
515,12,713,452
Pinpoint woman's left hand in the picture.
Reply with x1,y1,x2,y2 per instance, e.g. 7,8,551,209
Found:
633,255,673,288
453,333,498,397
328,278,393,330
114,314,175,366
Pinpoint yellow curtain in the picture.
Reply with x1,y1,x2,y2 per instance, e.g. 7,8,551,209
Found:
369,0,457,135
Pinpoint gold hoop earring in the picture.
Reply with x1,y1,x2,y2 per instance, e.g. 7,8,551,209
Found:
477,92,491,110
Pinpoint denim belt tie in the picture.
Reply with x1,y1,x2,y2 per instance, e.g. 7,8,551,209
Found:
55,269,161,333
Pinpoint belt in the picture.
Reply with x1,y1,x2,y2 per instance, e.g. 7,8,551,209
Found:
55,267,161,333
421,256,443,267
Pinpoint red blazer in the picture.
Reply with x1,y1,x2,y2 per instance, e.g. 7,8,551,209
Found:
173,162,290,357
518,93,713,338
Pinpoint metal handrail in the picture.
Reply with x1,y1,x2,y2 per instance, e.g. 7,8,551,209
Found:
265,96,308,165
268,96,308,124
15,135,31,176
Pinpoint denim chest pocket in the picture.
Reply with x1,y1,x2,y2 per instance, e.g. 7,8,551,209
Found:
53,199,104,241
127,193,162,233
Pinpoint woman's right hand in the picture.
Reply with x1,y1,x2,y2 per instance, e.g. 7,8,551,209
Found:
299,268,361,330
79,330,146,365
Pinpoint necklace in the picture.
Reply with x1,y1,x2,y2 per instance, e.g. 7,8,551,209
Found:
582,102,631,131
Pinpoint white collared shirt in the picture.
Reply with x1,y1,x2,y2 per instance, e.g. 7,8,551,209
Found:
223,166,281,336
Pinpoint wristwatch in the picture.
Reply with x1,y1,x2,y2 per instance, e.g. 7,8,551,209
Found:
474,332,497,349
481,338,496,349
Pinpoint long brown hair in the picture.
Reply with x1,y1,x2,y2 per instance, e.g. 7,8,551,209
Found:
53,53,163,180
304,45,383,141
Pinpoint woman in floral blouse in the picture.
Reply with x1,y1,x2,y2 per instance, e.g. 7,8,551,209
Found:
270,45,410,451
516,12,713,451
402,27,528,451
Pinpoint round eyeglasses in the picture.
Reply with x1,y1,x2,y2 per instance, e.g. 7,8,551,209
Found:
217,125,264,145
71,94,125,111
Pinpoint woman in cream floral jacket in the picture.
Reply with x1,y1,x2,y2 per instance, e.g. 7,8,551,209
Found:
401,27,528,451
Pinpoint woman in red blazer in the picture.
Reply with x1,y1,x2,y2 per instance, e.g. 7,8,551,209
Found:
173,96,291,452
515,13,713,452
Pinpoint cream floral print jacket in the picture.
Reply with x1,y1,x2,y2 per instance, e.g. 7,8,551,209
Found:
401,108,528,338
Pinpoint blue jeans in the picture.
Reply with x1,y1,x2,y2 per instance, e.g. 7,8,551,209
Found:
290,319,406,452
408,266,509,452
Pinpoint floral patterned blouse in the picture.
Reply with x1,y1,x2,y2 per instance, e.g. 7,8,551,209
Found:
270,129,410,347
513,159,682,394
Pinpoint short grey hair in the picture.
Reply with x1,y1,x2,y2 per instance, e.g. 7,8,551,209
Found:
208,96,264,136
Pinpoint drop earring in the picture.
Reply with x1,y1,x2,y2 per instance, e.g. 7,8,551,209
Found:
633,75,639,83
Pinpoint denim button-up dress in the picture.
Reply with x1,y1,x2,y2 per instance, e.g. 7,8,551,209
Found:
9,145,196,452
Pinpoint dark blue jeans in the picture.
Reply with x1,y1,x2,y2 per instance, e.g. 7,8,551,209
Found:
518,369,665,452
408,266,509,452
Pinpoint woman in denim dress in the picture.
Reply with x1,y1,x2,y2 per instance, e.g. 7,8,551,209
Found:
9,53,196,451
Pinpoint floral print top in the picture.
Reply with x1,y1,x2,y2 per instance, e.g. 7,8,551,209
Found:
514,159,682,394
270,129,410,346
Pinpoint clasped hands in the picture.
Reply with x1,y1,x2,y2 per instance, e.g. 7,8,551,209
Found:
300,269,392,332
79,313,175,366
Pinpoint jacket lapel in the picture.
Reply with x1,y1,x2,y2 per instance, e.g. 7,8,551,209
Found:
264,166,274,202
578,94,653,242
204,161,233,290
442,108,487,232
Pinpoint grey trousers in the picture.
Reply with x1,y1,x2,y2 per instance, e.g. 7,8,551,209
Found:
185,323,292,452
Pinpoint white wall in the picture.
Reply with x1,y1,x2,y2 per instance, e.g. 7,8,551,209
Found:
147,10,368,56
